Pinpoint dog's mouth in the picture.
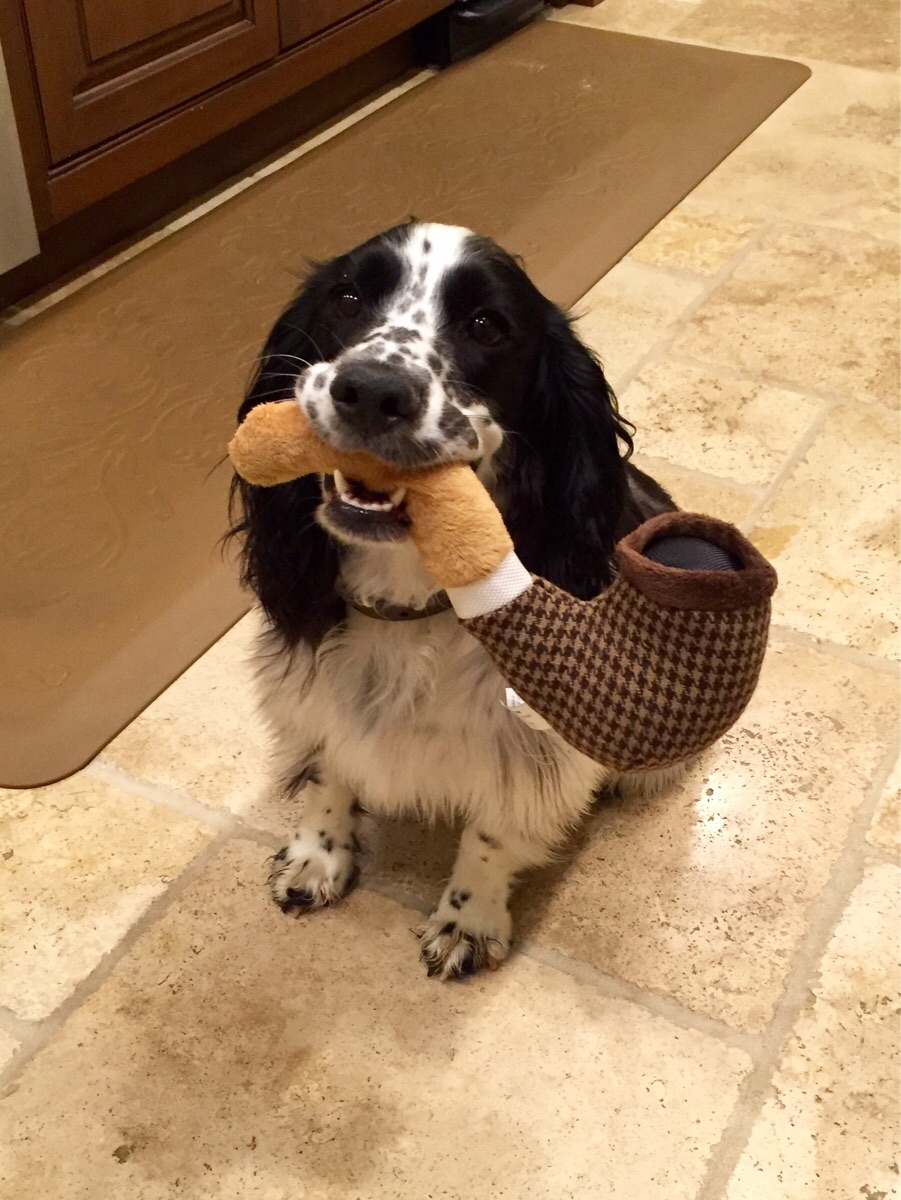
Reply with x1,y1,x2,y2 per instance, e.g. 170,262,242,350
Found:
319,461,485,544
320,469,411,543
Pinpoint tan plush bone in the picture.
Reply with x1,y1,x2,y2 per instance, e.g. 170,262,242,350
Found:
228,400,513,588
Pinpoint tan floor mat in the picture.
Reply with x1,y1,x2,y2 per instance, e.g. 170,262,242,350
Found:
0,22,808,787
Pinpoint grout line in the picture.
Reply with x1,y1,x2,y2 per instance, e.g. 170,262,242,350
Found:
629,451,763,496
2,70,434,329
0,833,232,1095
692,730,901,1200
662,352,859,408
619,182,901,257
356,876,760,1054
236,825,283,848
86,758,237,831
751,218,901,251
608,268,893,422
665,206,886,254
739,401,835,534
0,1007,31,1045
360,877,432,917
603,219,778,398
85,757,282,846
767,624,901,676
623,260,721,285
865,842,901,867
517,940,761,1057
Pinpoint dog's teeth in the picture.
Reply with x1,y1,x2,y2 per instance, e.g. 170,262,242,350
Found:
336,491,394,513
331,469,405,514
354,498,389,512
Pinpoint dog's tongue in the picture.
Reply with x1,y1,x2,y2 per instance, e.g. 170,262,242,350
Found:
348,478,393,505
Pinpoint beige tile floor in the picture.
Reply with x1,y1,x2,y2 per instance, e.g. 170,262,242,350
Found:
1,2,899,1196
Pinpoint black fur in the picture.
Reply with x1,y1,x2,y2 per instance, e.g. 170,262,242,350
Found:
499,303,634,599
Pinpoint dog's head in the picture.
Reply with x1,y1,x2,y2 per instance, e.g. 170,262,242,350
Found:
235,222,633,644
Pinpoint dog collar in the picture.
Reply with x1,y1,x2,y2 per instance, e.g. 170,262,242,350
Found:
340,588,453,622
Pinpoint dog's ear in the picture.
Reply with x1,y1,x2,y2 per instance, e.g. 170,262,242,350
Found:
501,305,633,599
230,278,345,647
237,264,329,423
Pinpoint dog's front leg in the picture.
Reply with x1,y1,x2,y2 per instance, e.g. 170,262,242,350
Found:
419,823,548,980
269,775,361,914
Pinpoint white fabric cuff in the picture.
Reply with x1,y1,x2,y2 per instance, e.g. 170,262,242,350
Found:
447,552,533,620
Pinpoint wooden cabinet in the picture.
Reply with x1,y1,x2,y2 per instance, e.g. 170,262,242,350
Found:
23,0,280,161
0,0,446,294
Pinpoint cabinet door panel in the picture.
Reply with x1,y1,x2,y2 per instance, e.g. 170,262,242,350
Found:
83,0,226,59
23,0,280,161
279,0,375,48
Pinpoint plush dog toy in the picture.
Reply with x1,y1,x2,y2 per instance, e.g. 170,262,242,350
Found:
229,401,777,772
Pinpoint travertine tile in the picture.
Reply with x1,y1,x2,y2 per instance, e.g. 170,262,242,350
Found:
0,841,750,1200
630,455,759,526
674,225,900,406
623,362,821,486
102,611,282,829
0,1031,18,1073
727,864,901,1199
868,759,900,855
0,774,210,1020
751,404,900,659
672,0,899,71
553,0,701,39
575,258,706,391
688,65,900,242
629,208,760,275
515,641,898,1031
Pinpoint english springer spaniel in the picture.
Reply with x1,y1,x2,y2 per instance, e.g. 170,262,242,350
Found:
232,222,675,979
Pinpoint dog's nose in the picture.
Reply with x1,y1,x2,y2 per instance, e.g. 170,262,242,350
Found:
330,362,425,434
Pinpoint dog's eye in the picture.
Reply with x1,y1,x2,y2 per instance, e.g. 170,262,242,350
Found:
466,311,507,347
333,288,362,319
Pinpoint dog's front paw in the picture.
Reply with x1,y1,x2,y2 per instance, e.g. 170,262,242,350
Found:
418,897,512,980
269,830,359,915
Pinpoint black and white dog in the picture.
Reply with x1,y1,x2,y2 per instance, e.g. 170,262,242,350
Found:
233,222,674,978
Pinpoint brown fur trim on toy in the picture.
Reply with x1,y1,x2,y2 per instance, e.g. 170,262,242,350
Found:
616,512,778,612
